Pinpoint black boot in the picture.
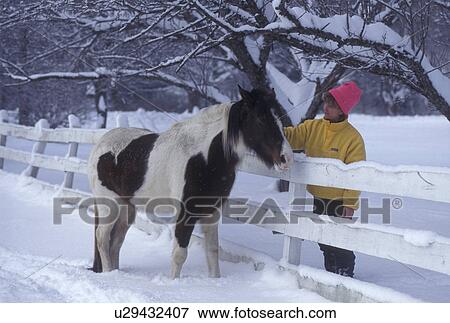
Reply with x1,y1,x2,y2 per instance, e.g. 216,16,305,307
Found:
324,251,337,273
320,244,337,273
335,249,355,278
336,267,354,278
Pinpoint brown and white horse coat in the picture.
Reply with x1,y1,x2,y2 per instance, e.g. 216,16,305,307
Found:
87,88,293,278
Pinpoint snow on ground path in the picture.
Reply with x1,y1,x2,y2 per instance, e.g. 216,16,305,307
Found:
0,171,327,303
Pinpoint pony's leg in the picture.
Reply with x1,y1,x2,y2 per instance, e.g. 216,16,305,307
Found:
171,213,197,279
110,201,136,270
95,203,117,272
92,202,102,273
171,240,188,279
200,213,221,278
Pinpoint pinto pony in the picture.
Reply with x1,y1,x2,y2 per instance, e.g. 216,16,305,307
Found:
87,87,293,278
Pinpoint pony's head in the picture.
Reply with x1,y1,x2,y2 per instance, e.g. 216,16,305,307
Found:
225,86,293,171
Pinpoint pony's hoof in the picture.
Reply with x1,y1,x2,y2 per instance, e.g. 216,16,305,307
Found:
88,262,104,273
170,270,182,279
88,266,102,273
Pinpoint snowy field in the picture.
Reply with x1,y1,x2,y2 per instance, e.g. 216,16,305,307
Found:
0,111,449,302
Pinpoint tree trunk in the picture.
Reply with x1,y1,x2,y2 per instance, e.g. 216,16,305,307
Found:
17,27,32,126
187,90,203,112
227,39,293,126
94,80,108,128
301,65,345,122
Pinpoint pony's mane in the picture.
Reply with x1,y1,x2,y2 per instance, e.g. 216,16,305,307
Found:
222,101,241,160
197,102,239,160
181,103,232,125
166,102,238,160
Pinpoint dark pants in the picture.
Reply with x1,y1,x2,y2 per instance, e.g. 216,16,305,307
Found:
314,198,355,277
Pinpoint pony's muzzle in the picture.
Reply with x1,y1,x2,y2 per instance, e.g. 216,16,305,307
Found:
274,147,293,171
275,156,290,171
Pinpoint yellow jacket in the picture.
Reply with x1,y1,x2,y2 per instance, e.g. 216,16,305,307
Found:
284,118,366,209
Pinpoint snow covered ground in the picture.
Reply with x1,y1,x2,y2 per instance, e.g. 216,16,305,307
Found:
0,171,329,303
1,111,449,302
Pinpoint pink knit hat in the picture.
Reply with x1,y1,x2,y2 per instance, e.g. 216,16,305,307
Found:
328,81,362,115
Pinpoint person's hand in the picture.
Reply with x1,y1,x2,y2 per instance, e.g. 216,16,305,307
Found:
342,207,354,219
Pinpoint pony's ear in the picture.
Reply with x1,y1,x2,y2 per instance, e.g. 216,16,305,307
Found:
238,85,254,106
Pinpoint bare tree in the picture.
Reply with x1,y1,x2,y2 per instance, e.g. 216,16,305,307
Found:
1,0,449,124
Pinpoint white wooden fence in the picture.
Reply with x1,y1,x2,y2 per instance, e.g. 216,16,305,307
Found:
1,110,449,302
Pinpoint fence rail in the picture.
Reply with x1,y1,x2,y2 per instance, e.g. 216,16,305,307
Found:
239,154,450,204
0,120,107,144
1,110,449,300
0,146,88,174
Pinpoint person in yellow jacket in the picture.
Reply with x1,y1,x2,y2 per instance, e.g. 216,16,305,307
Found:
284,81,366,277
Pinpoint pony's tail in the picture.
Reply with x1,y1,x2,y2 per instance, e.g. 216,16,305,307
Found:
91,201,102,273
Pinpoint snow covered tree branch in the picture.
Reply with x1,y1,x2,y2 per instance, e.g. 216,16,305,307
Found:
1,0,449,124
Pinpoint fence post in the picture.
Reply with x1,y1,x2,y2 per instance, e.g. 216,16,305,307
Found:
62,115,80,188
0,110,8,169
22,119,49,178
116,113,129,128
282,182,306,266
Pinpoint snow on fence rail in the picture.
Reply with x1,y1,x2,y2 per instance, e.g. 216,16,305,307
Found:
1,110,449,301
0,113,102,179
236,156,450,276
